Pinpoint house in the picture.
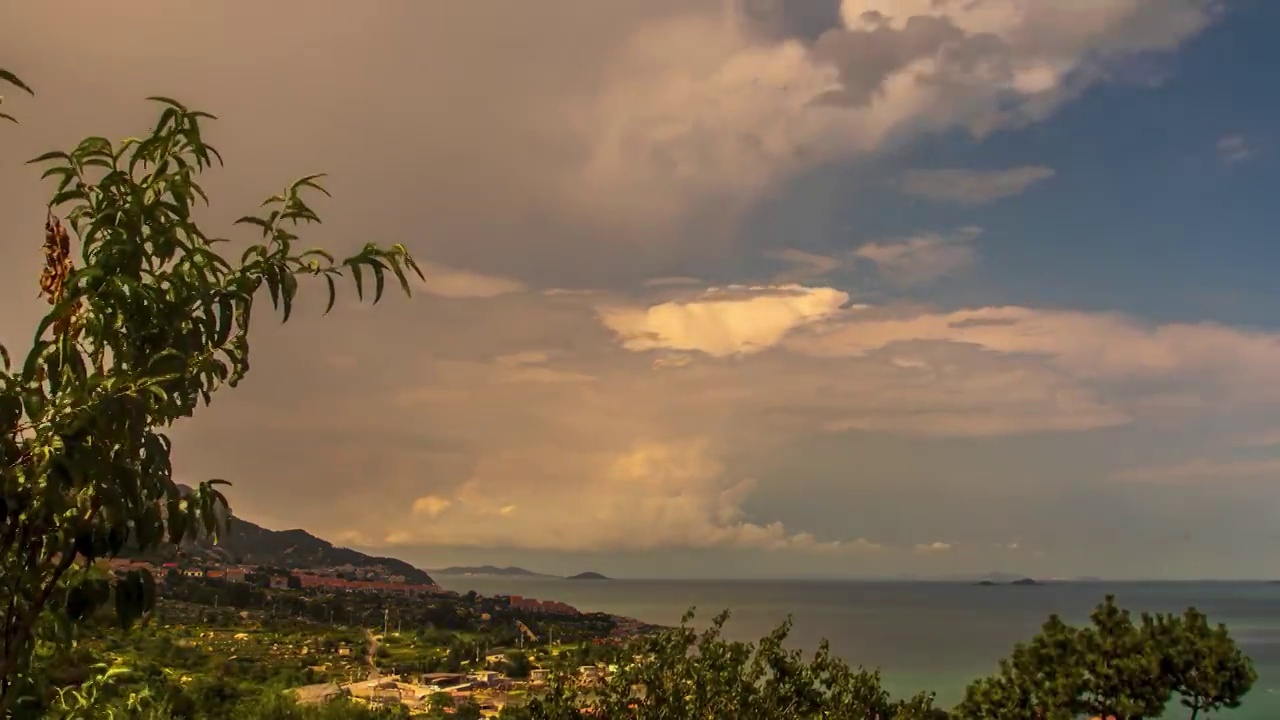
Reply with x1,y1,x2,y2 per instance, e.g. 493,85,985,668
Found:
269,575,290,590
469,670,499,685
530,669,549,683
485,653,507,665
419,673,467,687
225,568,247,583
182,568,204,578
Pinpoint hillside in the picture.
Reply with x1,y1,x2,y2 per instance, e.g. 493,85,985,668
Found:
129,511,435,586
431,565,550,577
212,517,435,585
567,571,608,580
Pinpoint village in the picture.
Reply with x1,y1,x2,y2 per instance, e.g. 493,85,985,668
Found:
97,557,650,717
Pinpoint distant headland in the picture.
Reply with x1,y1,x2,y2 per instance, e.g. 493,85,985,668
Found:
567,571,609,580
429,565,555,578
976,577,1041,586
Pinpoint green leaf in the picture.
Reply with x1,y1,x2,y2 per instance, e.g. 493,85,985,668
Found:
281,271,298,322
0,69,34,95
28,150,72,165
144,95,187,111
390,260,413,298
0,394,19,428
350,262,365,301
290,173,331,197
264,267,281,309
234,216,273,235
40,166,76,182
213,294,234,347
324,274,337,314
372,262,386,304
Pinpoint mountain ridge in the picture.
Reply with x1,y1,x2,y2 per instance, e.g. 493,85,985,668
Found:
127,504,435,586
430,565,554,578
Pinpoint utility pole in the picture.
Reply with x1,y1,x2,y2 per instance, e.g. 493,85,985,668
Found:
383,608,389,636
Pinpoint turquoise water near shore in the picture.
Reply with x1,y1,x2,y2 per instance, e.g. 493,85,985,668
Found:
435,577,1280,719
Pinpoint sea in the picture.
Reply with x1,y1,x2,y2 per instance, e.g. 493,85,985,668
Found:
433,577,1280,719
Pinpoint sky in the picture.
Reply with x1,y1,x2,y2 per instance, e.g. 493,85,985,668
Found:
3,0,1280,580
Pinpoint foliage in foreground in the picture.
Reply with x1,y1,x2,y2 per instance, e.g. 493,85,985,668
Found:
507,597,1254,720
0,67,421,713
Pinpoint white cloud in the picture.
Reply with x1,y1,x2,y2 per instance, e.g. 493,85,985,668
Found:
179,284,1280,561
389,439,871,553
900,166,1056,205
915,541,954,553
599,284,849,357
1216,134,1252,163
854,228,981,286
562,0,1216,228
786,305,1280,404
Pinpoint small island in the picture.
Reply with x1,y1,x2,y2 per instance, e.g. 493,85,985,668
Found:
567,571,609,580
975,577,1041,586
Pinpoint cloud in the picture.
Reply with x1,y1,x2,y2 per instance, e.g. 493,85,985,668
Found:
1216,134,1252,163
598,284,850,357
899,166,1056,205
915,541,954,553
390,439,867,554
412,495,453,518
489,351,597,384
854,227,981,286
1112,456,1280,484
562,0,1218,233
4,0,1244,573
155,277,1280,565
765,248,845,283
418,262,526,299
643,276,705,288
786,305,1280,405
0,0,1219,292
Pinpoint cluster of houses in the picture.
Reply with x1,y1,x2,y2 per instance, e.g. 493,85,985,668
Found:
102,558,444,597
301,662,615,715
505,595,581,616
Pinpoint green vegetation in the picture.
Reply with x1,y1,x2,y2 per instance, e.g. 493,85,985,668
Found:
0,68,421,715
510,599,1255,720
0,68,1261,720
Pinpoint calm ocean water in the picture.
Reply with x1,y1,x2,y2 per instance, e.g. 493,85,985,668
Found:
434,577,1280,719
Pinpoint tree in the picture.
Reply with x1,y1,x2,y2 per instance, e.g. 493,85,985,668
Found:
505,650,531,679
1157,607,1256,719
425,691,454,715
527,609,942,720
0,69,424,713
952,595,1255,720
